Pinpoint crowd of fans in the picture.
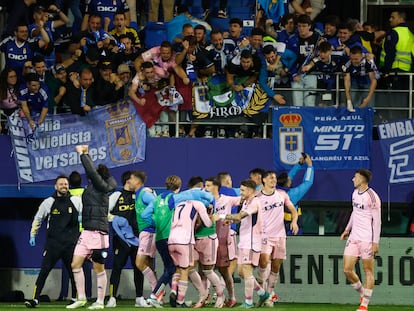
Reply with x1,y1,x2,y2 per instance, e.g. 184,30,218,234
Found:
0,0,413,137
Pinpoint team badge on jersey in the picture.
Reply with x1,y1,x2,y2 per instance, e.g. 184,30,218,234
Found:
278,113,304,165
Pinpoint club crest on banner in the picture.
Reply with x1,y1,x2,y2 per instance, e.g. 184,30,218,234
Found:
278,113,304,165
105,101,139,163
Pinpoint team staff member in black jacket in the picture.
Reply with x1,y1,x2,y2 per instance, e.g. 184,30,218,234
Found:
106,170,149,308
67,145,117,310
25,175,83,308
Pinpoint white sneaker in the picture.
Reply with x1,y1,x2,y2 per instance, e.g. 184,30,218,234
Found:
88,302,104,310
147,297,163,308
214,294,225,308
135,297,151,308
106,297,116,308
66,300,87,309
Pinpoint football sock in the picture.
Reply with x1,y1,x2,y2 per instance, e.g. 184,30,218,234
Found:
96,271,107,304
73,268,86,300
361,288,373,307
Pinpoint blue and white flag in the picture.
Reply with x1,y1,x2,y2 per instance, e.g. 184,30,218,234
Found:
8,101,146,183
272,107,373,171
377,119,414,184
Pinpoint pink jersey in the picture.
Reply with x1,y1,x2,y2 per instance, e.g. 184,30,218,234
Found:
256,189,293,238
346,188,381,243
238,197,262,252
168,200,212,245
141,46,177,79
215,195,241,215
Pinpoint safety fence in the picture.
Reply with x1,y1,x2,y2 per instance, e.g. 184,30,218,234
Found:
1,72,413,138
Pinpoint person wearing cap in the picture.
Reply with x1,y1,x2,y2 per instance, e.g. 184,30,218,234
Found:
117,64,132,99
45,63,70,113
18,73,49,131
93,59,124,106
105,170,148,308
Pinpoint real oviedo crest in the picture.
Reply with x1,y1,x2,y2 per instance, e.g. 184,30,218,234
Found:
105,102,139,163
278,113,304,165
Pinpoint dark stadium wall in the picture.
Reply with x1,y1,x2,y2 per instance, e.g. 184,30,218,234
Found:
324,0,361,22
1,135,413,269
0,135,413,203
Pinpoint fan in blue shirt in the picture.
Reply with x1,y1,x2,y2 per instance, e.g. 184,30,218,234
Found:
18,73,49,130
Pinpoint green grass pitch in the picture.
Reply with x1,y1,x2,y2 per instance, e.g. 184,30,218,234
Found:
0,301,413,310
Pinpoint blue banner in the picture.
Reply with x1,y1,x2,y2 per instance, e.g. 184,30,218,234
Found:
8,101,146,183
377,119,414,184
272,107,373,171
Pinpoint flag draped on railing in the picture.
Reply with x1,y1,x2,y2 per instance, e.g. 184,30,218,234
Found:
192,75,271,122
272,106,374,171
377,119,414,184
8,101,146,183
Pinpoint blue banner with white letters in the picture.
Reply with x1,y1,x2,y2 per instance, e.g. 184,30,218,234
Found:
377,119,414,184
272,107,373,171
8,101,146,183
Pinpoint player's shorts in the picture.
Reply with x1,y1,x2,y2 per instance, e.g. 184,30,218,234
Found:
168,244,194,268
74,230,109,260
194,235,218,265
138,231,156,257
343,239,374,259
261,236,286,260
228,229,238,260
237,248,260,266
216,232,237,267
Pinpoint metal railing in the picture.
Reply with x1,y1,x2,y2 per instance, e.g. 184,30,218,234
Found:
1,72,413,138
165,72,414,137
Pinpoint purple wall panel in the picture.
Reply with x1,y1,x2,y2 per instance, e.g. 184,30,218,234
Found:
1,136,413,203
